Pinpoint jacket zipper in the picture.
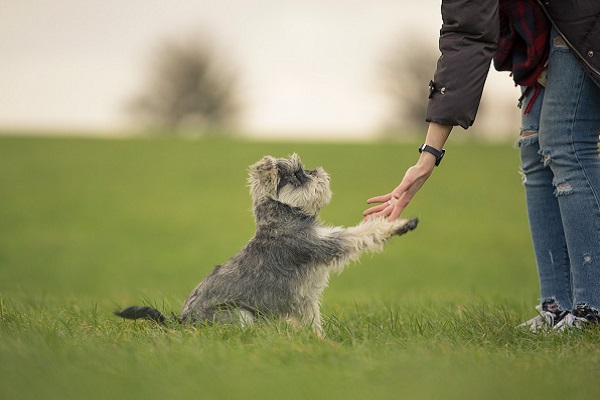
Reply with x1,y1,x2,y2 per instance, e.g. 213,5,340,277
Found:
537,0,600,77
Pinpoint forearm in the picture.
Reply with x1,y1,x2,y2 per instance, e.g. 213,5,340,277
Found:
417,122,452,169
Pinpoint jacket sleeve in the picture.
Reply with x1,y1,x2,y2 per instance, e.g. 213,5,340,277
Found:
426,0,499,129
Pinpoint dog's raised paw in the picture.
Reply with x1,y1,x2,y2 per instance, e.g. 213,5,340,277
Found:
392,217,419,236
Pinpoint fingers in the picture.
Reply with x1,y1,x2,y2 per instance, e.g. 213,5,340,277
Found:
387,198,407,221
363,192,398,216
364,162,433,221
363,203,389,217
363,194,406,221
366,194,391,205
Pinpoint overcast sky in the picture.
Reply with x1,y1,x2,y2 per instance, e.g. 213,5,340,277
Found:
0,0,518,139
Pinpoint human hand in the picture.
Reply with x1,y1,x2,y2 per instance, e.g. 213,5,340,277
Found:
363,160,435,221
364,123,451,221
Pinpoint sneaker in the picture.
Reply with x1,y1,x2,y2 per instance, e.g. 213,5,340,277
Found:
518,300,570,332
554,304,600,331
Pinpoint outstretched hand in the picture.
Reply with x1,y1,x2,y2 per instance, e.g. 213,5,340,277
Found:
363,161,435,221
364,122,452,221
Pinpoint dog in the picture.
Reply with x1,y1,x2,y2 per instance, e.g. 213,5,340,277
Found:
115,154,418,336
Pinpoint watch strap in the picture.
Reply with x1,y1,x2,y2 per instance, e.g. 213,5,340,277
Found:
419,144,445,166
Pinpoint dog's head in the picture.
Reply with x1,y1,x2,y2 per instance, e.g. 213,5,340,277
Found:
248,154,332,215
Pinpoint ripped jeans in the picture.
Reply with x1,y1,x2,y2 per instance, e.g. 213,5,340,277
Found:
518,28,600,311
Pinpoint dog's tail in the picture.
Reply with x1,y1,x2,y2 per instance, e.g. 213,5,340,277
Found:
114,306,169,324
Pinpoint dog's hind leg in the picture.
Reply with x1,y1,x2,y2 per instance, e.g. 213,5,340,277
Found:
212,308,256,328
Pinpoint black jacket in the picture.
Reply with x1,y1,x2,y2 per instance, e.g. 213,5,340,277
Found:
539,0,600,88
425,0,600,129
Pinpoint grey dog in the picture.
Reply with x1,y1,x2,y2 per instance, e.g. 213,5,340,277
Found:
115,154,418,336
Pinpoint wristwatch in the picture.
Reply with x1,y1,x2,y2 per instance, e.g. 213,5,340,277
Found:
418,144,445,166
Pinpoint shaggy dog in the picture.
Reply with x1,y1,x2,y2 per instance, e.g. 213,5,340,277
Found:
115,154,417,336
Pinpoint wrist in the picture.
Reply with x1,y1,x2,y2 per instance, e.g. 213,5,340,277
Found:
418,143,445,166
415,152,437,177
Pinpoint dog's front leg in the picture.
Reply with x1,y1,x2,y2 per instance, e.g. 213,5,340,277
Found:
345,217,418,251
323,217,418,273
287,304,324,338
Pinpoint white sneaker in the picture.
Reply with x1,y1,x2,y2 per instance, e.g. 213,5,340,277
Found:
553,313,587,331
553,304,599,331
518,302,570,332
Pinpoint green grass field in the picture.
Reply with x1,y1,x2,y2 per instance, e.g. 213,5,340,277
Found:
1,136,599,400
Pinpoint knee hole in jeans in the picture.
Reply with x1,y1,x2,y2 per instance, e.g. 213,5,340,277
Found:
521,130,538,138
554,180,573,196
517,130,539,148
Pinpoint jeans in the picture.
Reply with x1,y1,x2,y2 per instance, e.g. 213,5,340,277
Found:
518,28,600,311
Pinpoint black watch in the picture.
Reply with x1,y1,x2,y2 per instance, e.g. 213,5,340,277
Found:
419,144,445,166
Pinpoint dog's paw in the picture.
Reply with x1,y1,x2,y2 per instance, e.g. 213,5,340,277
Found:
391,217,419,236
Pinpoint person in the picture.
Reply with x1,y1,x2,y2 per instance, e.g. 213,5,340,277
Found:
363,0,600,331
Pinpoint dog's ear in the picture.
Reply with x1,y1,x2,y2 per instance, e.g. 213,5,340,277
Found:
248,156,279,199
289,153,302,168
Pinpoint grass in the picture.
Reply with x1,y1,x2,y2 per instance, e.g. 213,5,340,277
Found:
1,135,599,400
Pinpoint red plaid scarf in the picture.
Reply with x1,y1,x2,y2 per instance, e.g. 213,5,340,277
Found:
493,0,550,113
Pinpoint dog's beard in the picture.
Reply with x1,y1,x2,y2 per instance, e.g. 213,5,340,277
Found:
277,172,331,215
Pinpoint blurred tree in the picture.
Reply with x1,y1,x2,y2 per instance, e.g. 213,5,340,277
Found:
379,37,439,137
128,35,240,136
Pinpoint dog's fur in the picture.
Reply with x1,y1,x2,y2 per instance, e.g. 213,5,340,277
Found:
115,154,417,336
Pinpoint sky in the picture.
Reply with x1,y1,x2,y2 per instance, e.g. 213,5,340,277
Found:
0,0,519,139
